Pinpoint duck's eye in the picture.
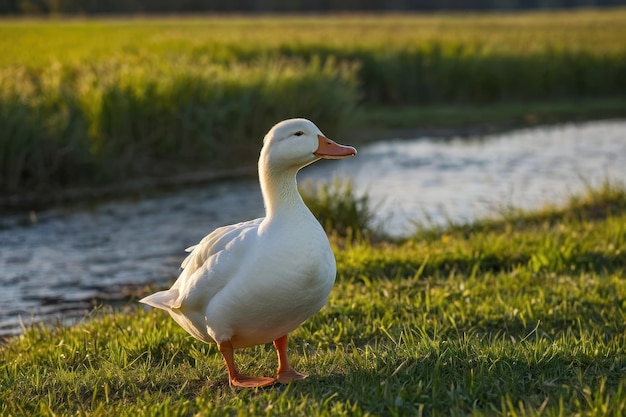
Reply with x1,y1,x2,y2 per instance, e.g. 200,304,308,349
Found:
294,131,305,137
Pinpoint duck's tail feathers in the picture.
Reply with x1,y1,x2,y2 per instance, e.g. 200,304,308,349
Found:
139,289,181,310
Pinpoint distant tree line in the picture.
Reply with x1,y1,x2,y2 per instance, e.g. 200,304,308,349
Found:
1,0,624,15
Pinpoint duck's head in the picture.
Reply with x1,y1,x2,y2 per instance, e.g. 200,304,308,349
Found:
260,118,357,172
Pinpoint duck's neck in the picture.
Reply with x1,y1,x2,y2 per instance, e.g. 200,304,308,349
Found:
259,160,308,220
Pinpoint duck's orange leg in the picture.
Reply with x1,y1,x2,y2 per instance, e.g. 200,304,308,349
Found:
273,334,307,384
218,340,275,388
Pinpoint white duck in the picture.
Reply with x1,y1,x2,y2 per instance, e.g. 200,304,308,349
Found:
140,118,356,388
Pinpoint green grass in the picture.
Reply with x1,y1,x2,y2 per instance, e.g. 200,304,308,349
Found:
0,56,357,192
1,10,626,196
301,178,379,240
360,98,626,131
3,11,626,67
2,10,625,105
2,184,625,416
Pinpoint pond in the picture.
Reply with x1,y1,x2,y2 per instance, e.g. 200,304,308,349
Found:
1,119,624,337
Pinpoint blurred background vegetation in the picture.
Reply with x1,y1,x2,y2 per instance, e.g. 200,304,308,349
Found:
0,6,625,198
2,0,624,14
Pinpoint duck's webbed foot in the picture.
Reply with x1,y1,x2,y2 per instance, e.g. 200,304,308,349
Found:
274,334,308,384
230,374,276,388
277,367,307,384
218,340,275,388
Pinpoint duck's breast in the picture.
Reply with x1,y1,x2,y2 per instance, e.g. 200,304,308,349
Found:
206,215,336,347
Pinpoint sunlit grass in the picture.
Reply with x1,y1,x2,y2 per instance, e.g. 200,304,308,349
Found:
301,178,379,240
1,184,625,416
6,11,624,104
0,57,357,192
2,10,626,67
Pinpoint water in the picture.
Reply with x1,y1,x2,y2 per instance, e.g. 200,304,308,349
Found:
303,120,626,235
1,120,624,337
0,181,264,337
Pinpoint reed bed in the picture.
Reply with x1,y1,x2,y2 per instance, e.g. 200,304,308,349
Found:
1,9,625,194
0,57,357,191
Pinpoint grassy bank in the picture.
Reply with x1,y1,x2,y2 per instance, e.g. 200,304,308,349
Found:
1,10,626,196
1,184,625,416
361,98,626,131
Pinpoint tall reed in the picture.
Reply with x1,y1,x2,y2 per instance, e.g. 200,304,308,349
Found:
0,57,358,192
272,43,626,104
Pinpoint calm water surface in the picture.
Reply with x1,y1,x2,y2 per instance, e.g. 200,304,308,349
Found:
303,120,626,235
1,120,624,336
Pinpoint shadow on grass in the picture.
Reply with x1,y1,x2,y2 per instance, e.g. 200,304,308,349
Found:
341,249,626,284
259,344,624,415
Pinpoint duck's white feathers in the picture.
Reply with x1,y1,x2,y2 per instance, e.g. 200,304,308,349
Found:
181,218,263,271
140,210,334,348
140,219,261,309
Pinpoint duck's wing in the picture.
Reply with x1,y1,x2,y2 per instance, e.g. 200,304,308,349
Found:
139,218,263,311
180,217,263,272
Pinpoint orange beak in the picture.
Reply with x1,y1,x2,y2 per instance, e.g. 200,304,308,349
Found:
314,135,357,159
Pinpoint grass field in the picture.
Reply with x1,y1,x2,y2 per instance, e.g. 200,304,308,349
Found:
1,9,626,196
1,184,625,416
3,10,626,67
2,9,625,104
